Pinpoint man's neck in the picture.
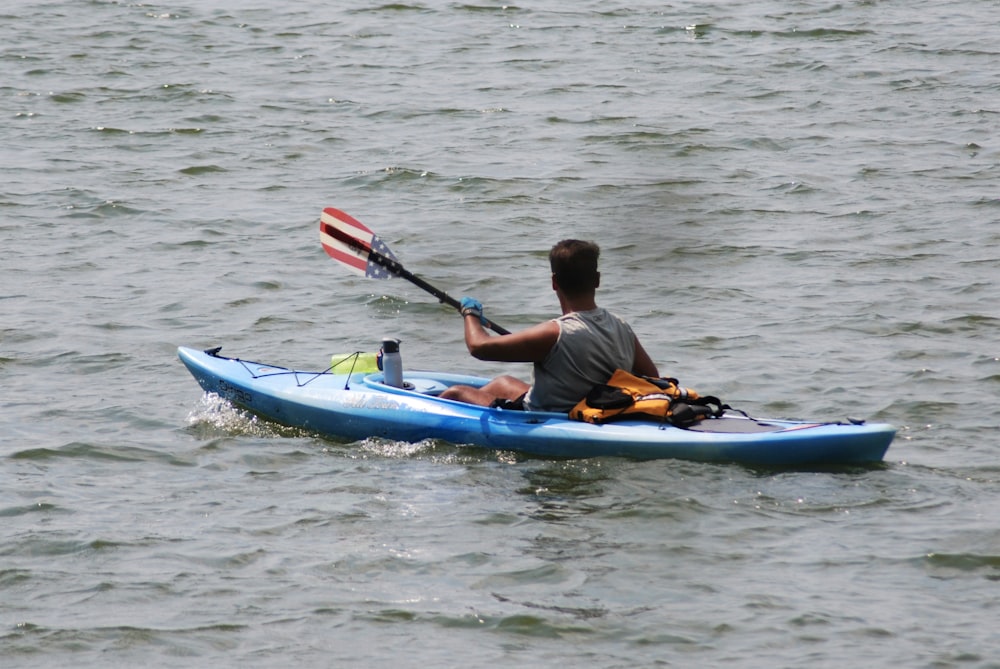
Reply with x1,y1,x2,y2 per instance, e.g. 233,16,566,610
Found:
558,293,598,315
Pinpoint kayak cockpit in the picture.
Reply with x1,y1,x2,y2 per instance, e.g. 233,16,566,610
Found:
360,373,451,396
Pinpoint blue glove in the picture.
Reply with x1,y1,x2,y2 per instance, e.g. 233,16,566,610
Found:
460,296,488,325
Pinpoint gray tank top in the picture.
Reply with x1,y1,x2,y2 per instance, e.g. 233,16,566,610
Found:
523,308,637,413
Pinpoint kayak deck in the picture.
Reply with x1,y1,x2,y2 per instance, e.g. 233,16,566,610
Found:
178,346,895,466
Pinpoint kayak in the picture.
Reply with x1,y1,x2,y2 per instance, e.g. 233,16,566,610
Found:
177,346,895,466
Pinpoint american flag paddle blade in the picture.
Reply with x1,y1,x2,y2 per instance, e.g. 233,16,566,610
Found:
318,207,511,335
319,207,398,279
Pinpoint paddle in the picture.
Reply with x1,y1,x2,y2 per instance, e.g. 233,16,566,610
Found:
319,207,511,335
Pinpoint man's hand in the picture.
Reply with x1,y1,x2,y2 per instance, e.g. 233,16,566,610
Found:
460,297,487,325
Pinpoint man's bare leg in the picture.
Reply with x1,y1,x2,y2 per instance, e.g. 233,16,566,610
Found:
439,375,529,406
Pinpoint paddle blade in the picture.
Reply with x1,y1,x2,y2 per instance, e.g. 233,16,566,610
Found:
319,207,398,279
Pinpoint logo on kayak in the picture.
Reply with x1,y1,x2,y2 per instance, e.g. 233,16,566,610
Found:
217,379,253,406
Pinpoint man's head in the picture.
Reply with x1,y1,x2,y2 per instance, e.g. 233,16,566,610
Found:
549,239,601,297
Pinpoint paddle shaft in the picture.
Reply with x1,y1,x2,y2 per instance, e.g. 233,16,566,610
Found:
326,224,511,336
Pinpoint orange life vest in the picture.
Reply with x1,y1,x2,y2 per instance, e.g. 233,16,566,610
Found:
569,369,726,427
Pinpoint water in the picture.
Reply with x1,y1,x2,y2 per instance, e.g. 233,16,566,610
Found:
2,1,999,666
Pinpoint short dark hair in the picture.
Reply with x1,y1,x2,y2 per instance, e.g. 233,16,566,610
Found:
549,239,600,296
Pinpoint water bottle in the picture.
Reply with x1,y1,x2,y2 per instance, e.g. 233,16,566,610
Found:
380,337,403,387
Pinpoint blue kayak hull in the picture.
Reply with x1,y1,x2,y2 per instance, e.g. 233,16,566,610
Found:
177,347,895,466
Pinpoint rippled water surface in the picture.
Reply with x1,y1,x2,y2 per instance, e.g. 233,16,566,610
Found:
3,1,999,667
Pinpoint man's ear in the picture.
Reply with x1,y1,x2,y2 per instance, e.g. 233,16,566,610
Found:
594,271,601,289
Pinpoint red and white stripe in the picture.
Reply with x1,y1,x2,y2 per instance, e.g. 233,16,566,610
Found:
319,207,372,276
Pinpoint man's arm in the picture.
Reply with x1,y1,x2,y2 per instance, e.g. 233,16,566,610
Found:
462,315,559,364
631,337,659,377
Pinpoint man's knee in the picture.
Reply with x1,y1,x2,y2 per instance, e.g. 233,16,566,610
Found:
486,375,529,398
440,384,474,401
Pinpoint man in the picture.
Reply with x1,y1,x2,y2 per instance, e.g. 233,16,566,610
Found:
440,239,659,412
